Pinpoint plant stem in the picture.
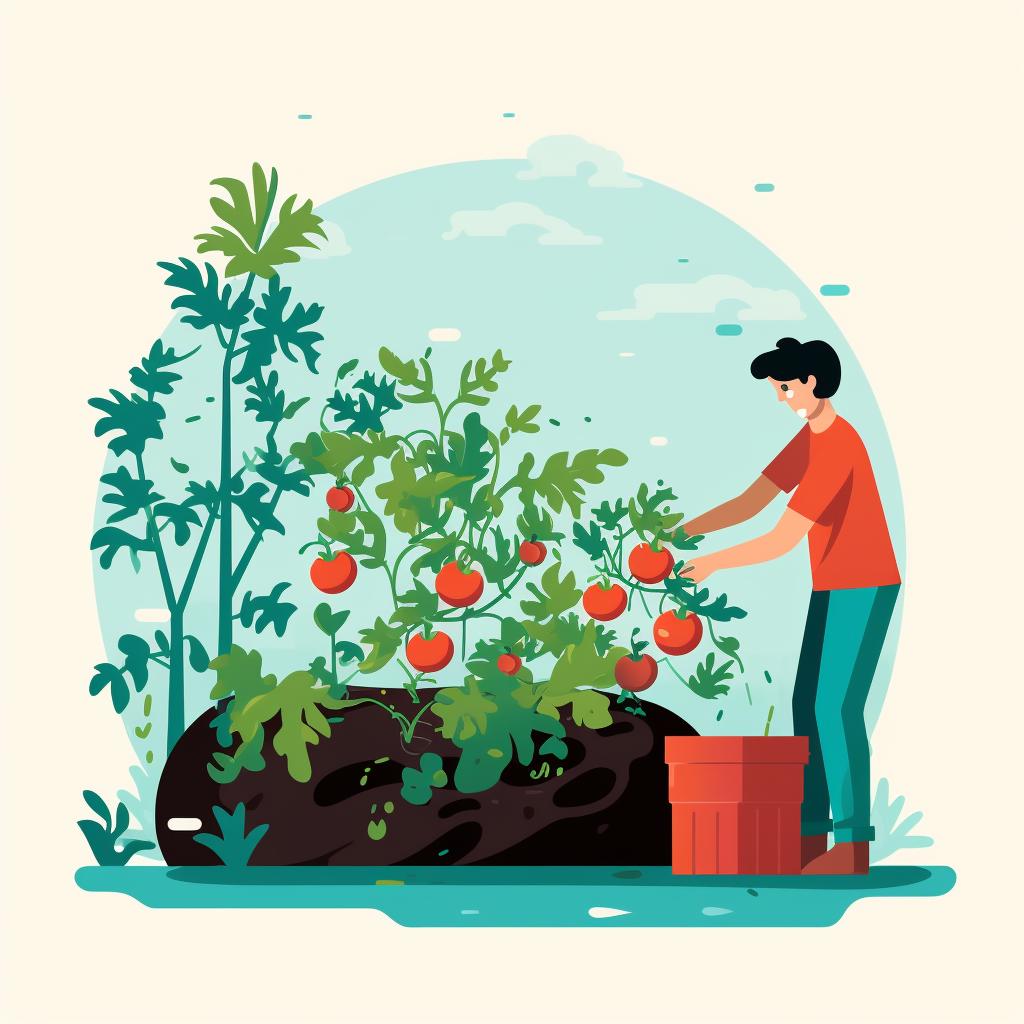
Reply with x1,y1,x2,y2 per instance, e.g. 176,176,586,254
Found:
167,610,185,754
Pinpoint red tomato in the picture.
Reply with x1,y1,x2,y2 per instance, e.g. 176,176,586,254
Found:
615,653,659,692
653,609,703,656
519,540,547,566
628,543,675,584
435,561,485,608
582,582,627,621
326,485,354,512
497,652,522,675
406,631,454,673
310,551,357,594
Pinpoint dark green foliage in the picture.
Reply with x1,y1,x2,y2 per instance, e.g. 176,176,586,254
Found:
400,753,448,806
193,803,269,867
77,790,155,866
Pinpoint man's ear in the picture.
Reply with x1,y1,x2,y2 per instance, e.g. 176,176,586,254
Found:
805,374,818,396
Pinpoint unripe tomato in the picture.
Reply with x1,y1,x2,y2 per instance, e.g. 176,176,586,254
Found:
435,561,484,608
326,485,354,512
628,543,675,584
406,631,454,673
519,539,547,566
582,582,627,621
615,653,659,692
497,652,522,675
310,551,357,594
653,609,703,656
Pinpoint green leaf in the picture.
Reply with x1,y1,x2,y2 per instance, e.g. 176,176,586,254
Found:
318,507,387,568
208,646,277,705
572,520,607,562
475,525,518,585
516,501,565,543
128,338,199,397
392,579,440,629
89,662,130,713
663,579,747,622
307,430,401,486
628,482,684,545
91,526,154,570
452,351,511,410
82,790,112,831
375,450,470,535
100,466,163,524
358,617,405,673
400,753,448,806
117,634,151,691
432,679,498,744
313,603,351,636
593,498,629,532
154,500,202,545
502,403,541,443
186,635,210,672
290,431,329,478
512,448,628,518
233,481,285,536
426,413,492,509
379,347,436,404
686,652,735,699
89,390,165,457
520,564,582,624
195,165,327,279
327,371,404,433
235,276,323,383
410,534,460,575
237,582,297,637
158,258,254,331
538,620,627,725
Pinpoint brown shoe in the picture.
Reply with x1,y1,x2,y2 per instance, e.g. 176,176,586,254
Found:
802,840,870,875
800,834,828,868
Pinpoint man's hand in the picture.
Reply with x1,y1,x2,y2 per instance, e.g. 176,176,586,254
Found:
678,554,718,586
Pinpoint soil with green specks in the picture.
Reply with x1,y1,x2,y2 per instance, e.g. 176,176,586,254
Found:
156,687,696,866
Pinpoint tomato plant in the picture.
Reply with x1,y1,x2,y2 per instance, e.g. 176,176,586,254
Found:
280,345,750,796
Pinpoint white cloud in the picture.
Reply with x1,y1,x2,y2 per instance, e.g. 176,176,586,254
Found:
598,274,805,322
428,327,461,343
618,351,635,358
650,436,669,447
305,220,351,259
134,608,170,623
518,135,641,189
442,202,601,246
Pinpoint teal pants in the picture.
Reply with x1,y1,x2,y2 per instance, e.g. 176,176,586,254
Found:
792,584,900,844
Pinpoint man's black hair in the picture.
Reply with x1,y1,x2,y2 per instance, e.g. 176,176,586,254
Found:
750,337,841,398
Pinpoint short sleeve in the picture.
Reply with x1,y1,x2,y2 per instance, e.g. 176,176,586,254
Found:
788,442,854,523
762,429,809,493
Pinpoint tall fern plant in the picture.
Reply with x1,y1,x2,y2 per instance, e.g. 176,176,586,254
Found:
90,164,328,755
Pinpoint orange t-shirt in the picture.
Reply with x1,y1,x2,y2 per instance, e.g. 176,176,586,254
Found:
762,416,901,592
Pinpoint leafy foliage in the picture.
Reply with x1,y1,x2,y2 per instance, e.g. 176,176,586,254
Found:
400,753,448,806
77,790,155,866
870,778,935,863
194,164,327,279
193,803,270,867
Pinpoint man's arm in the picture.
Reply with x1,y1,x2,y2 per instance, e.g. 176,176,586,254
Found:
684,474,781,536
680,507,812,584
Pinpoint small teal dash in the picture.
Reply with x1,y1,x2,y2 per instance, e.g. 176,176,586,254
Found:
502,112,516,118
715,324,743,336
677,258,689,263
754,182,775,192
298,113,313,120
820,283,851,296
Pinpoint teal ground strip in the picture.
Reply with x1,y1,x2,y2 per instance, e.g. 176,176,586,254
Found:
75,864,955,928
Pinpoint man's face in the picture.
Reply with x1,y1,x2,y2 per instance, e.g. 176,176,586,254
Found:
768,376,818,419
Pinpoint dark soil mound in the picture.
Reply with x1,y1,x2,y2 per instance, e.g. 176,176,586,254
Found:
156,687,697,866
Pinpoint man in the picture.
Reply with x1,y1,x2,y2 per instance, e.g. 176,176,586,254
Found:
680,337,901,875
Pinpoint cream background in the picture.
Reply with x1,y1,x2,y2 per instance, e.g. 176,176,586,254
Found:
2,1,1022,1021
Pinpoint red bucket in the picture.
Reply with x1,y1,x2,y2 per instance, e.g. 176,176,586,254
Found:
664,736,809,875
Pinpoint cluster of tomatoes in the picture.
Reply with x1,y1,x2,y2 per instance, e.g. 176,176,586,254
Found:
310,484,702,688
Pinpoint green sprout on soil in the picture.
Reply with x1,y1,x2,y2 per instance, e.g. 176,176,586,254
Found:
193,803,270,867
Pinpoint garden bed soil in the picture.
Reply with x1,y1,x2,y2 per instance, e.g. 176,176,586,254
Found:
156,687,696,866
